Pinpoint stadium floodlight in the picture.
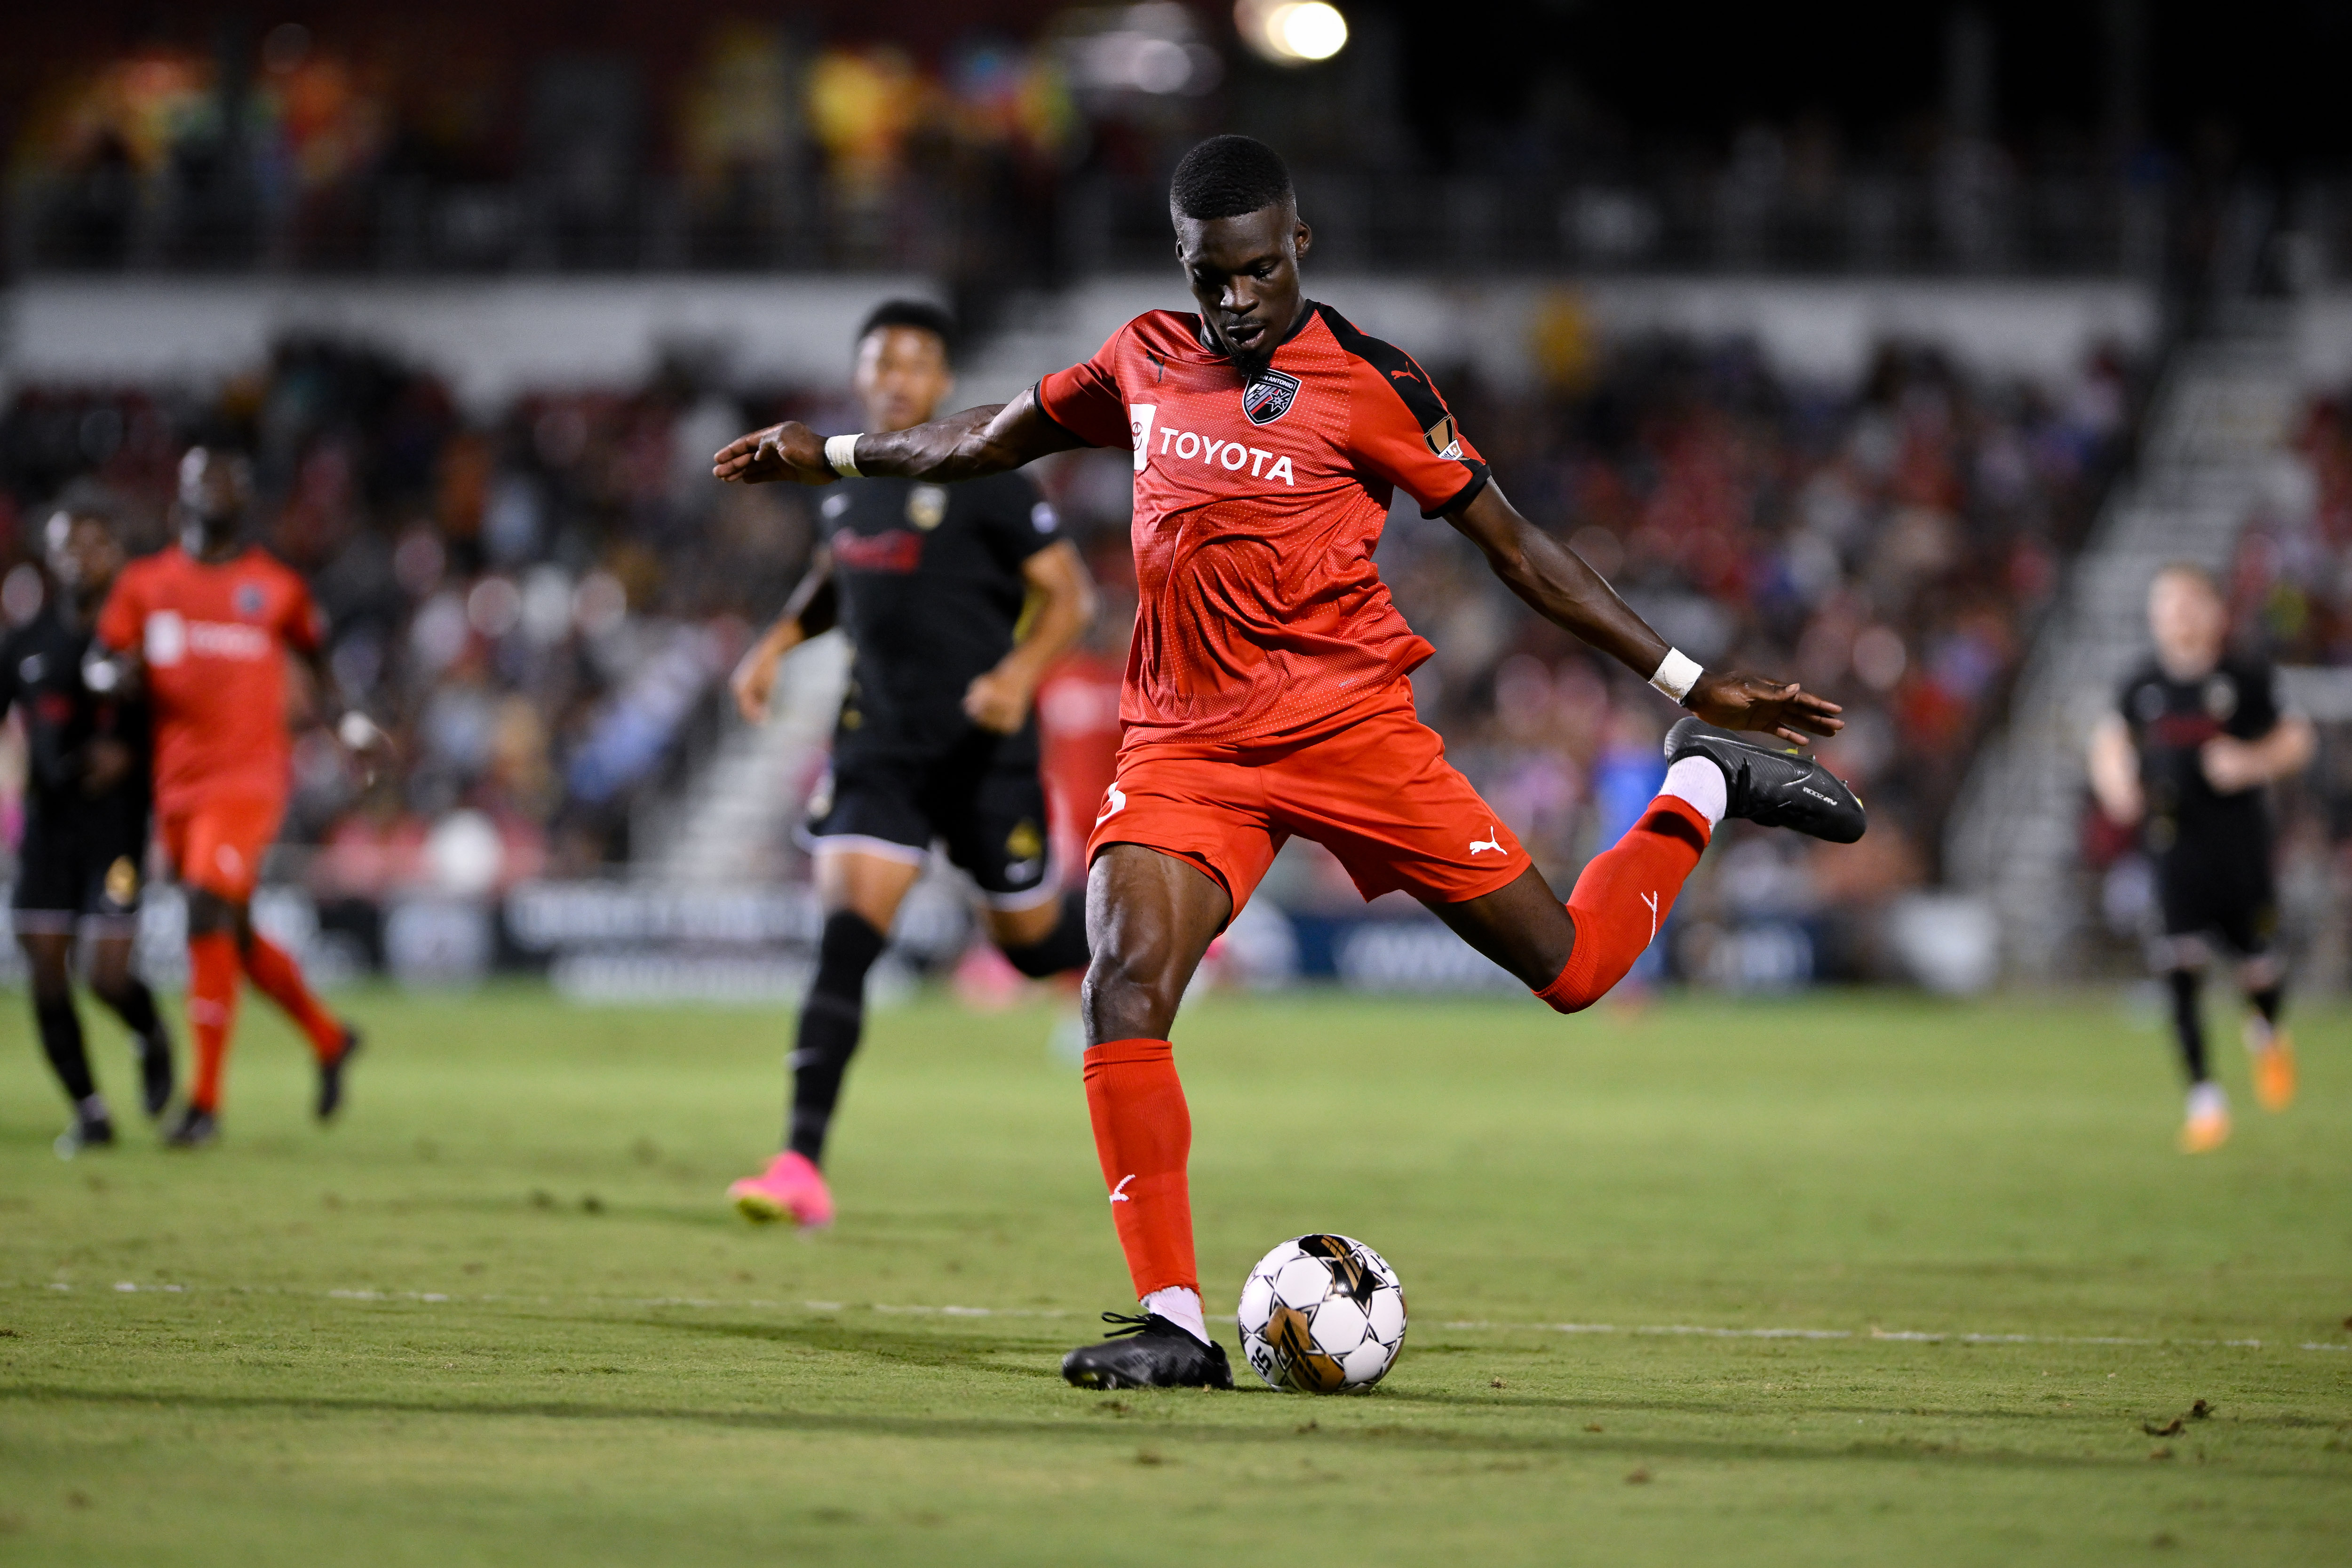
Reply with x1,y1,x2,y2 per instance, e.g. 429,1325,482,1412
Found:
1236,0,1350,64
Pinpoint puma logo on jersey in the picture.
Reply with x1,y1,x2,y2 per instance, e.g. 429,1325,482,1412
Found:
1469,825,1504,855
1097,782,1128,824
1145,421,1295,485
1110,1174,1136,1203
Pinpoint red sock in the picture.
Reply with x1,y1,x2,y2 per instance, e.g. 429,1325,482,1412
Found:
186,932,241,1113
240,934,345,1062
1536,796,1711,1013
1081,1038,1199,1298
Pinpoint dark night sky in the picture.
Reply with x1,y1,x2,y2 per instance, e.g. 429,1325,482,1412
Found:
8,1,2346,172
1377,0,2352,170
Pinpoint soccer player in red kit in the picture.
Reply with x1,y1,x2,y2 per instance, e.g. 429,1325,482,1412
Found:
715,136,1864,1388
95,447,374,1147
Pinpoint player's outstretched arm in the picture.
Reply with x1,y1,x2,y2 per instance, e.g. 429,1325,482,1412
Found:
713,389,1083,487
1446,481,1842,743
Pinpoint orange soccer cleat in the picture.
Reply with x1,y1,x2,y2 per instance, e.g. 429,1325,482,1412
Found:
2244,1018,2298,1113
727,1151,834,1229
2178,1083,2231,1154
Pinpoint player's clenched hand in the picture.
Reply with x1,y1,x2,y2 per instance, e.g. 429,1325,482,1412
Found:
80,737,132,796
731,638,785,724
962,669,1032,734
333,711,394,788
2199,736,2261,793
1685,672,1843,745
712,422,835,486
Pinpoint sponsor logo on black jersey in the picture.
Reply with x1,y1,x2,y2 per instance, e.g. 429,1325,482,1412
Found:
1242,368,1302,426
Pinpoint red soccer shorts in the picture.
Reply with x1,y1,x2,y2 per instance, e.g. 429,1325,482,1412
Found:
160,793,286,903
1087,678,1533,912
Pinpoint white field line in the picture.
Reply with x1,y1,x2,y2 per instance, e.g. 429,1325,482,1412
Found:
10,1280,2350,1353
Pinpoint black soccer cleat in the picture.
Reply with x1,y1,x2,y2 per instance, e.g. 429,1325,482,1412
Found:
1666,716,1867,844
317,1027,363,1122
136,1031,175,1120
1061,1312,1235,1391
55,1106,116,1161
164,1106,219,1148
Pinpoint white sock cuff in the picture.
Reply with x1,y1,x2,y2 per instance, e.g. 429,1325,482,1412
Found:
1142,1286,1210,1345
1661,756,1728,827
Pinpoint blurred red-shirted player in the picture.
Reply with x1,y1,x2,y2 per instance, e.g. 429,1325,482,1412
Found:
95,447,383,1147
1034,643,1125,889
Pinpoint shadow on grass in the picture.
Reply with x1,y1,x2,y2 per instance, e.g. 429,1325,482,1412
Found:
612,1313,1070,1380
9,1381,2310,1478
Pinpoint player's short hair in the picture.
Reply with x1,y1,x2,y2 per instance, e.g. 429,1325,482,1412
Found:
45,480,119,527
2152,561,2221,597
1169,135,1294,222
855,300,959,364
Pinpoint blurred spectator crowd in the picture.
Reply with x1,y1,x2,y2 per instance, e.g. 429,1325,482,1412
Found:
6,7,2317,291
0,326,2145,987
0,338,833,899
1352,334,2145,982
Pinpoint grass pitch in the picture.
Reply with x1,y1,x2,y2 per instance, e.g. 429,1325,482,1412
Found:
1,982,2348,1566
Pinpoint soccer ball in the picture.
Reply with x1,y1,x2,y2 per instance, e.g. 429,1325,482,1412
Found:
1235,1234,1407,1393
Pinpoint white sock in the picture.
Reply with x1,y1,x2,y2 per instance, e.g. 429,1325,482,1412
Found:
1661,756,1728,826
1142,1286,1209,1345
2186,1082,2229,1119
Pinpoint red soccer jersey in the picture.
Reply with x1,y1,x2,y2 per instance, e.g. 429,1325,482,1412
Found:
96,545,323,814
1035,302,1488,743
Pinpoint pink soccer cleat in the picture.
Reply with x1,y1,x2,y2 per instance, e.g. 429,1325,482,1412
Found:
727,1151,834,1228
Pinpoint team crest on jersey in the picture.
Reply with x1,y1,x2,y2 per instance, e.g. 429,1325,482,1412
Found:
906,485,949,530
1242,369,1302,426
1423,415,1463,461
234,583,266,618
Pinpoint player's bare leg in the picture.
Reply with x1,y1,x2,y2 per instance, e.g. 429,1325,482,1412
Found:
1061,844,1235,1389
1422,870,1575,988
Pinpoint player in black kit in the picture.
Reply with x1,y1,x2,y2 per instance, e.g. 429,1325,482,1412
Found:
5,502,175,1156
2090,563,2313,1152
724,300,1099,1226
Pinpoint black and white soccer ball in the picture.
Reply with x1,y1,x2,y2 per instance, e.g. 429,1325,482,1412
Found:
1235,1234,1407,1393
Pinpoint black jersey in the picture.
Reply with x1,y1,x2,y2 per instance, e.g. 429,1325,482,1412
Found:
2117,654,2282,855
821,470,1061,764
0,599,151,834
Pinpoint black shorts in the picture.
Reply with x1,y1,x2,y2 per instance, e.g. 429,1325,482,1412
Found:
805,742,1057,909
2155,837,2276,958
12,808,147,935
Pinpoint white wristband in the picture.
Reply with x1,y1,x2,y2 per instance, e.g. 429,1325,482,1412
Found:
823,433,864,479
337,711,382,750
1649,648,1702,705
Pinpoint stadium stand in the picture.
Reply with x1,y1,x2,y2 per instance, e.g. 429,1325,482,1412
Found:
0,319,2145,988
